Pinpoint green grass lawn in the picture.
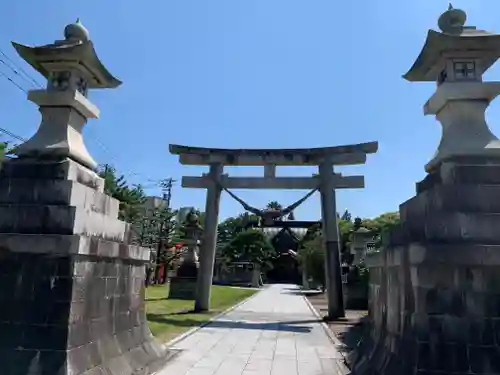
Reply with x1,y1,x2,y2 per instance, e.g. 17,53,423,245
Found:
146,284,257,343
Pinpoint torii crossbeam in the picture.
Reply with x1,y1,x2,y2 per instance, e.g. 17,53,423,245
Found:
169,142,378,319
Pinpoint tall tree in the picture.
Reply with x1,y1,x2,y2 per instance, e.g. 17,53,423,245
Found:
266,201,283,221
217,212,259,250
98,164,146,223
362,212,400,248
340,210,352,221
297,235,326,287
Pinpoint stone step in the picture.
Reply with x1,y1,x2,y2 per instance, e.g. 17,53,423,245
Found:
0,157,104,191
0,204,130,242
367,242,500,268
403,210,500,244
0,233,150,259
400,184,500,220
0,178,119,217
417,160,500,193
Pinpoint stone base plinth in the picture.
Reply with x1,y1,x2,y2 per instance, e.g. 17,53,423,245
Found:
343,283,368,310
0,158,177,375
351,159,500,375
0,236,177,375
168,277,197,300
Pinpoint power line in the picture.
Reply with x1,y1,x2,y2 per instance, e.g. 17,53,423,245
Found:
0,126,27,143
0,70,28,93
85,128,158,181
0,58,39,90
0,47,42,88
0,48,169,189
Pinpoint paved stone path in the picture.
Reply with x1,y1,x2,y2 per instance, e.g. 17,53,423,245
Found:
157,284,348,375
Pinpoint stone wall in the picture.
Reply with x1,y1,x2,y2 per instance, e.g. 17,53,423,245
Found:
351,160,500,375
0,242,172,375
0,158,175,375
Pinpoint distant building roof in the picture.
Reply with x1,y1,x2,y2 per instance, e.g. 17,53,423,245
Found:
354,227,371,234
260,227,308,240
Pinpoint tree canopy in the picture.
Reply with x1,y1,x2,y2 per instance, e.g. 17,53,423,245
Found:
98,164,147,223
0,141,15,161
266,201,283,211
296,210,401,286
222,228,276,270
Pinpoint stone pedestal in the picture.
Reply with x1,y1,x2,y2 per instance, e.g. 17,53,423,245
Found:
351,158,500,375
168,258,198,300
343,283,368,310
0,158,176,375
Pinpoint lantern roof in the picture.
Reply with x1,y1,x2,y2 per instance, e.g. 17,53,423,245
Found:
11,19,121,89
403,5,500,82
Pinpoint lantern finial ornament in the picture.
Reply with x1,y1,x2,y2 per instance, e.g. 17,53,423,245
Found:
438,4,466,33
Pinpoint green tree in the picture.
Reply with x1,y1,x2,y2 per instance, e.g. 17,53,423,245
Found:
338,215,354,262
297,235,325,287
0,141,15,161
362,212,400,248
340,209,352,221
217,212,259,250
0,142,7,160
137,206,180,246
222,228,276,270
266,201,283,221
266,201,282,211
98,164,146,223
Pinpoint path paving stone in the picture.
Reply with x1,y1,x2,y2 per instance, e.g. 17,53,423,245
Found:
156,284,348,375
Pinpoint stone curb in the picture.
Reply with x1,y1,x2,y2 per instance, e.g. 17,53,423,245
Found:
302,292,351,372
302,293,344,347
162,287,263,349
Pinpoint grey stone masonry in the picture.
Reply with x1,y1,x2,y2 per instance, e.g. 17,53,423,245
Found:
350,157,500,375
0,157,176,375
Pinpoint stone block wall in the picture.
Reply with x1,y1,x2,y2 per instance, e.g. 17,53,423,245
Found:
0,158,175,375
351,160,500,375
0,243,171,375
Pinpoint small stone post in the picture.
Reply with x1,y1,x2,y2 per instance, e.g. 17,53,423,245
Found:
0,20,176,375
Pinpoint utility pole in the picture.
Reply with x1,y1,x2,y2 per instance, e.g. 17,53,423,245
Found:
160,178,174,209
154,178,175,283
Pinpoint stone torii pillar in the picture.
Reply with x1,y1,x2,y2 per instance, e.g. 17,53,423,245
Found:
318,159,345,319
195,164,223,312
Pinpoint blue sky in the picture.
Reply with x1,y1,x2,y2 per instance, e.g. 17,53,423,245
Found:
1,0,499,221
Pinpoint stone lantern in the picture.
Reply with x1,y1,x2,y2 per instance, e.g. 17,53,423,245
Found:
0,20,176,375
350,226,373,265
403,4,500,172
351,7,500,374
11,19,121,171
168,209,203,299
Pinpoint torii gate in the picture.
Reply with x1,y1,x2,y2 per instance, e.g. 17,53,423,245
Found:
169,142,378,319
